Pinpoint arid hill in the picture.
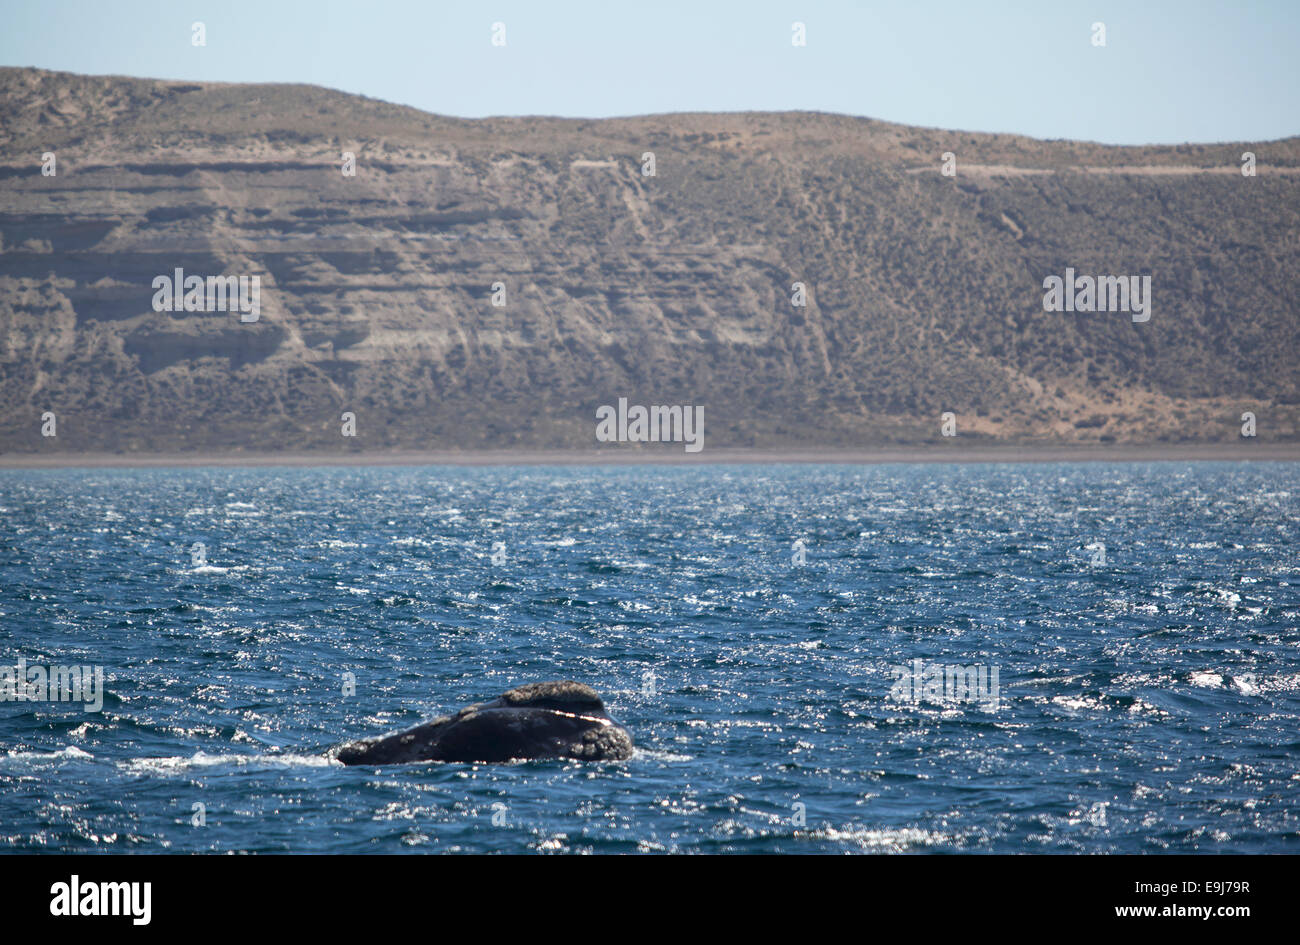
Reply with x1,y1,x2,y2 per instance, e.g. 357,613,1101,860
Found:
1,67,1297,456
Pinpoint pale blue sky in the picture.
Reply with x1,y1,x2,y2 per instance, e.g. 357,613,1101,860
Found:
1,0,1296,144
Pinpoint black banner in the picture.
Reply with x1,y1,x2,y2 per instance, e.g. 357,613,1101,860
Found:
0,855,1272,932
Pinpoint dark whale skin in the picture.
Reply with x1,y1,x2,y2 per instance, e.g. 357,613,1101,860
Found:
335,680,634,765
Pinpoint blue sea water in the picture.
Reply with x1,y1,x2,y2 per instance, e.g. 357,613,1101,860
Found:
0,462,1297,854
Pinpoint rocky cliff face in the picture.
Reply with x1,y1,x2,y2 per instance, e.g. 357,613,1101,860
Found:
1,67,1296,455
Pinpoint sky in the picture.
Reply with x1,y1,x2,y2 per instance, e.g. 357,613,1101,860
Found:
1,0,1297,145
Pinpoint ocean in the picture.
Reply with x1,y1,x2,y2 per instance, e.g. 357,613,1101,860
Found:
1,462,1296,853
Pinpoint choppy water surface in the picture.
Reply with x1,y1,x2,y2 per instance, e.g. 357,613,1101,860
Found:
0,463,1296,853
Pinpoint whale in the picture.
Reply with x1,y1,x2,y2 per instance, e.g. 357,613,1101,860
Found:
335,680,634,765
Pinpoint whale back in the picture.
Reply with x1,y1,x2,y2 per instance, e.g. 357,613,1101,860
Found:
335,680,632,764
492,680,607,715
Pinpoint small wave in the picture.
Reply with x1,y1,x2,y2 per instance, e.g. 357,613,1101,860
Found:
1231,675,1258,695
1052,695,1106,711
120,751,336,775
190,565,230,575
634,747,693,763
806,825,955,851
3,745,94,763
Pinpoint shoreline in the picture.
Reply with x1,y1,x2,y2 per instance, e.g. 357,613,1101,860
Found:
1,443,1296,469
